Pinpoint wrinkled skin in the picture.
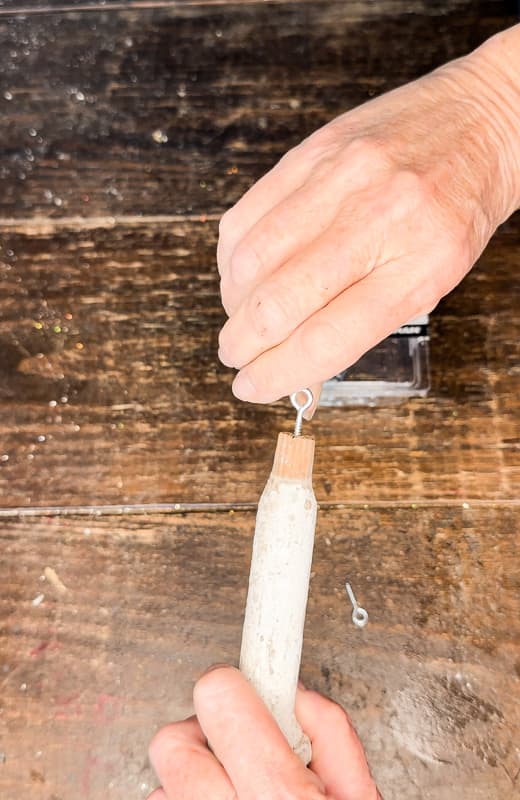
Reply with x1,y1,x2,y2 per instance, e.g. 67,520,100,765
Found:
217,28,520,406
147,666,381,800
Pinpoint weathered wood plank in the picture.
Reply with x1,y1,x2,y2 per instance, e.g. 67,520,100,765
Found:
1,0,509,12
0,1,515,218
1,1,514,21
0,218,519,508
1,506,518,799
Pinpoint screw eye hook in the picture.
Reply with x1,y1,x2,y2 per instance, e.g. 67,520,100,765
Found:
290,389,313,436
345,582,369,629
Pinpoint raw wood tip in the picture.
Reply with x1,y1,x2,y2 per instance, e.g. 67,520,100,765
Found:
271,432,315,482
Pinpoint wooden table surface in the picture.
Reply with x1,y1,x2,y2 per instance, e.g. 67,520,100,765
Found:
1,2,519,799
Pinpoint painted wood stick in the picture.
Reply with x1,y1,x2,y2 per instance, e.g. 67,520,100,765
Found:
239,431,317,764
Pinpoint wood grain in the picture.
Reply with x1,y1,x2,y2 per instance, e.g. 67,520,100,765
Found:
0,218,519,508
1,506,518,800
0,1,515,218
1,1,514,20
0,3,518,800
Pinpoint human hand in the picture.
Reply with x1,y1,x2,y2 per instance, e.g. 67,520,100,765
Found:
217,26,520,404
147,665,381,799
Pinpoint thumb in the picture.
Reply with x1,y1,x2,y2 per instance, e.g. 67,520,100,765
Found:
295,686,381,800
194,666,325,799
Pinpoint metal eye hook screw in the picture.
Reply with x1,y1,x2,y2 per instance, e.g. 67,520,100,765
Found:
345,582,369,629
290,389,313,436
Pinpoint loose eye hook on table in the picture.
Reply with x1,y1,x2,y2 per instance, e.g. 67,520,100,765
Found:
345,582,369,629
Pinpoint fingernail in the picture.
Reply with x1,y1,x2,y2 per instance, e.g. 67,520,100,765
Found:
303,384,322,420
200,663,231,679
232,371,256,401
302,404,316,422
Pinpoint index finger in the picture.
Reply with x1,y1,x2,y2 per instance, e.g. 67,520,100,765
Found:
217,144,314,280
193,666,325,799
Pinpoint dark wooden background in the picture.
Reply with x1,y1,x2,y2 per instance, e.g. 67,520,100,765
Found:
1,2,519,799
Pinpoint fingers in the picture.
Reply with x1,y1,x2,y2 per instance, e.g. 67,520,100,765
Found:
296,687,380,800
230,257,436,402
218,139,390,317
217,143,318,285
148,670,380,800
218,211,382,369
148,715,235,800
219,169,356,316
193,665,325,799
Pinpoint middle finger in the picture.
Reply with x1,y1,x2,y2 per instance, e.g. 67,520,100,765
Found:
218,207,385,369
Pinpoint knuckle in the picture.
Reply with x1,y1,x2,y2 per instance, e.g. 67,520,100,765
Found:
220,271,244,317
319,696,353,731
229,237,263,284
308,153,339,183
397,264,443,319
308,136,390,187
416,276,442,312
289,127,338,168
369,168,431,223
217,329,232,362
299,319,345,374
218,207,237,238
249,288,290,339
219,277,235,317
345,136,390,169
415,273,445,313
216,235,229,276
148,723,186,763
278,141,304,168
217,322,231,350
390,169,429,207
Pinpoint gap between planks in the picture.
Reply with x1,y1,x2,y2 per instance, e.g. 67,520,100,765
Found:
1,499,519,517
0,213,222,234
0,1,303,18
0,0,454,20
